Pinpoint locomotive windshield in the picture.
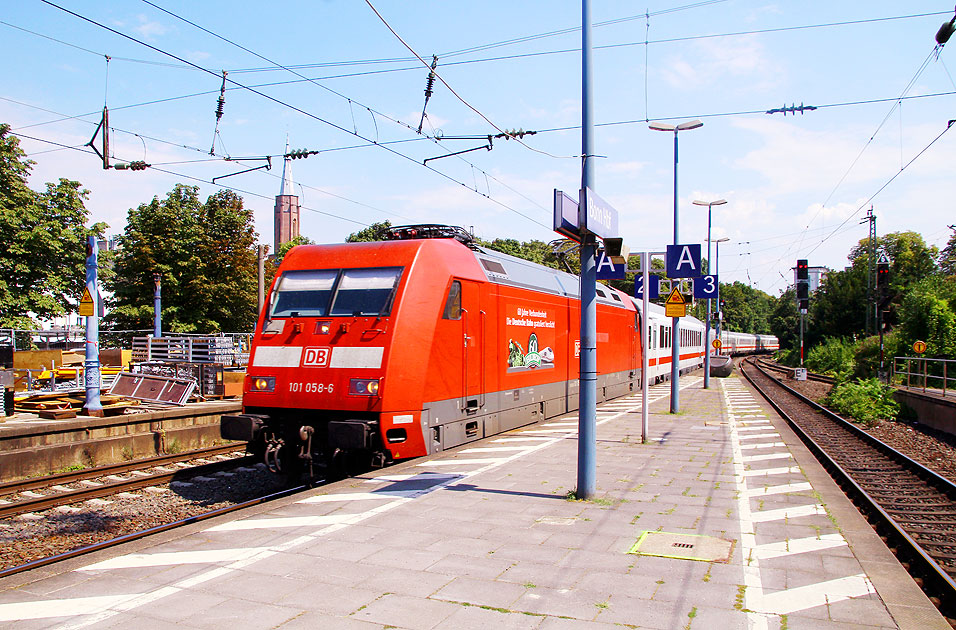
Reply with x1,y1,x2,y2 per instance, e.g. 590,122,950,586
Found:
269,267,403,318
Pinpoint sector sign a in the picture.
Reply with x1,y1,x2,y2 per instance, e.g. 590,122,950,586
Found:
595,251,626,280
666,244,702,278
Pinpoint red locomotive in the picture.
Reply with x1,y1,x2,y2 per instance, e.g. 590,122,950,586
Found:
221,224,772,476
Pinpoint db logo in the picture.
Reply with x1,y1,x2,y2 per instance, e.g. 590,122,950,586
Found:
303,347,331,367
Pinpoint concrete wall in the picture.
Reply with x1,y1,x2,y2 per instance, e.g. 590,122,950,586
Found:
0,400,242,482
893,388,956,437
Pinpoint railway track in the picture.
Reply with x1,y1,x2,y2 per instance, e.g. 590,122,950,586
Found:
754,356,835,384
0,483,309,580
0,444,250,519
740,357,956,622
0,447,308,577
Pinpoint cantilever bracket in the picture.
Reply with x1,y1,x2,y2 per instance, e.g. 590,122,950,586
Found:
212,156,272,184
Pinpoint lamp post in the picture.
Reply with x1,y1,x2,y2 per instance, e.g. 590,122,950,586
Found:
693,199,726,389
712,237,730,347
649,119,702,413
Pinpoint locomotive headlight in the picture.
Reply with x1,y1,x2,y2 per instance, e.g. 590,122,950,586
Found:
317,321,332,334
349,378,380,396
251,376,276,392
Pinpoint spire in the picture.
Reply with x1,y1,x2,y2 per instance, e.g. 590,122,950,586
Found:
279,135,294,197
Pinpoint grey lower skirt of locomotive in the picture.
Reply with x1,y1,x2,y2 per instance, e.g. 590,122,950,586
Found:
221,409,390,479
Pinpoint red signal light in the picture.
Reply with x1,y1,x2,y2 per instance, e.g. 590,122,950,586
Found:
796,259,808,280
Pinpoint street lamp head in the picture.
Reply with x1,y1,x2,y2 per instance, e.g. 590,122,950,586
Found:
676,119,703,131
693,199,727,207
649,119,703,133
713,237,730,243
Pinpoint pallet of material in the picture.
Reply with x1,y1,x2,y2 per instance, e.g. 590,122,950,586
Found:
14,392,141,416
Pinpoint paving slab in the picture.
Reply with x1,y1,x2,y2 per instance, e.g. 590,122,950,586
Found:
0,373,949,629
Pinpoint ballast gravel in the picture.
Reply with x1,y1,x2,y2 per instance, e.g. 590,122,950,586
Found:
0,464,289,571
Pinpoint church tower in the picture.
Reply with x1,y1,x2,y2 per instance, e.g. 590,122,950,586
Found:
274,139,300,252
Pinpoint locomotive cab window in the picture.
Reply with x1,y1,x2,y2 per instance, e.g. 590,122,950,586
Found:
269,266,403,318
442,281,462,320
330,267,403,316
270,269,338,317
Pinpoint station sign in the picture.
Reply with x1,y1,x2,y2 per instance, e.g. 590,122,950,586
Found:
666,244,702,278
579,187,619,240
635,275,660,300
664,287,687,318
693,274,718,299
596,250,626,280
553,189,580,242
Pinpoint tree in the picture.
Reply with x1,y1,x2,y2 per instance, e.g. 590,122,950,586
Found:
806,265,867,345
939,229,956,278
898,277,956,358
769,287,800,351
347,220,392,243
716,282,773,334
478,237,566,271
106,184,259,334
0,124,106,328
850,231,939,295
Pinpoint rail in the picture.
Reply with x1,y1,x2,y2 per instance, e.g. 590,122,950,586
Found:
893,356,956,398
741,357,956,618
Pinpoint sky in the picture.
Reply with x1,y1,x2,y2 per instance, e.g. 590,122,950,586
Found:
3,0,956,297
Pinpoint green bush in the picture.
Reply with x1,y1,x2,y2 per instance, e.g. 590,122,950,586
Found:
805,337,856,380
852,332,899,380
776,348,799,367
824,378,899,427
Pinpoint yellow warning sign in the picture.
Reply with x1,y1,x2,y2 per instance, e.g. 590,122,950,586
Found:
664,287,686,318
712,339,722,349
79,287,94,317
913,340,927,354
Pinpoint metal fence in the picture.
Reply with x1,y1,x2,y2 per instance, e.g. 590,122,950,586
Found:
892,356,956,398
10,367,122,393
131,334,251,366
1,329,251,364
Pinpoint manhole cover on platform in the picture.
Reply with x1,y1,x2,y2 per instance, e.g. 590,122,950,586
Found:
628,531,733,562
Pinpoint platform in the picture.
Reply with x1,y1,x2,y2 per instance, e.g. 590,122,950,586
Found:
0,374,947,629
0,400,242,482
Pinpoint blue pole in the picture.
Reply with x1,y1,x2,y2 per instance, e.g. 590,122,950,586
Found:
82,235,103,416
153,273,162,338
670,130,680,413
577,0,596,500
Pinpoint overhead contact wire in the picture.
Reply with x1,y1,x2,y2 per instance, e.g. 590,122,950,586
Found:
38,0,551,231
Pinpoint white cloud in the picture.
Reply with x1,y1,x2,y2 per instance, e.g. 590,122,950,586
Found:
605,160,647,178
659,35,783,92
133,14,168,40
185,50,211,63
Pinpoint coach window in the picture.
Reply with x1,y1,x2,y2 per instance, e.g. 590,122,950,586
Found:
442,281,462,320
